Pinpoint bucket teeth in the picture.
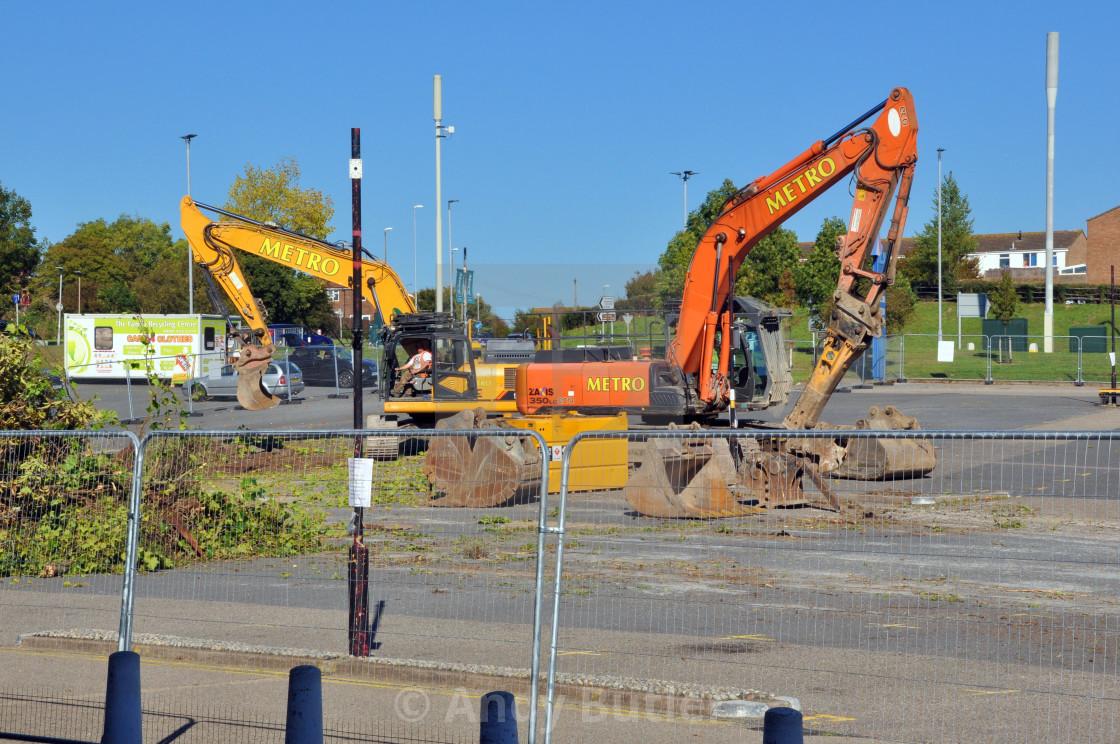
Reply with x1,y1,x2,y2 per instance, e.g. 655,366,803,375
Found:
624,437,764,519
424,409,542,507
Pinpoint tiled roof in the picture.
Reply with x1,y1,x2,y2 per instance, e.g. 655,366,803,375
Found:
970,230,1084,254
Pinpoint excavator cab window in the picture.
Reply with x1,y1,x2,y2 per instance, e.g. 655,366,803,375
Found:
431,336,477,400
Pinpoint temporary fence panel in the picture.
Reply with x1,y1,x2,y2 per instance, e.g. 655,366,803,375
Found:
540,430,1119,744
0,430,139,741
123,428,549,744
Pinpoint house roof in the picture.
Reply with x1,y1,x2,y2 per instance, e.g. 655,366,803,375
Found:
1088,204,1120,223
970,230,1084,254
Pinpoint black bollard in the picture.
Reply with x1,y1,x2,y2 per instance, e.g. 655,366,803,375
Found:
479,690,518,744
102,651,142,744
285,665,323,744
763,706,803,744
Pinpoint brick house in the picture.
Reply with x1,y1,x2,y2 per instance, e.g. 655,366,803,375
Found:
1086,205,1120,285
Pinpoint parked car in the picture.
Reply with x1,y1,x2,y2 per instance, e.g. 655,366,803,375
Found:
187,361,305,401
282,346,378,388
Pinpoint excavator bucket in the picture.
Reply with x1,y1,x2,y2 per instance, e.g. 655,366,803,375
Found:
234,343,281,411
623,431,835,519
423,409,543,507
830,405,937,480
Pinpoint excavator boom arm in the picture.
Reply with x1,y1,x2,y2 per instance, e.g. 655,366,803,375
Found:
180,197,416,333
670,88,918,418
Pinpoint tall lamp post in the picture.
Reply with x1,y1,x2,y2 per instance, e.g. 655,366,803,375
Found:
671,171,698,228
55,266,64,345
383,227,392,262
936,148,945,342
181,134,197,314
411,205,423,297
75,271,82,315
447,199,459,317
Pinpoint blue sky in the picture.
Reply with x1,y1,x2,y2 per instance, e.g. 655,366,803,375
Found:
3,1,1117,314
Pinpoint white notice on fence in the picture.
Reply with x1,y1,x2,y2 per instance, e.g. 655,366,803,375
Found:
348,457,374,507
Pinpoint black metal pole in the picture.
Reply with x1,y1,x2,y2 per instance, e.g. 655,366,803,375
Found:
348,128,370,657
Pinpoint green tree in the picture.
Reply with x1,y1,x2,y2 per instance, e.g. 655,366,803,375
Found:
901,172,980,291
734,226,801,307
794,217,844,322
0,182,41,294
617,270,657,310
655,179,740,301
223,158,336,327
883,272,918,334
988,271,1020,362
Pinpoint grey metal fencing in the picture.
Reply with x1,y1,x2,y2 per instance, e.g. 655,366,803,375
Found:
0,430,140,741
897,333,1116,385
542,429,1120,743
121,428,551,744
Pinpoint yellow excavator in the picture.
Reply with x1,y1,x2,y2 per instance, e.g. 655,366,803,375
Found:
180,197,525,418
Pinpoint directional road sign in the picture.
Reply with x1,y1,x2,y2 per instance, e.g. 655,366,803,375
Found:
596,311,617,323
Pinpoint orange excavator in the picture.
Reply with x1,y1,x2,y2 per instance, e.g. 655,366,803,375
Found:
427,87,936,516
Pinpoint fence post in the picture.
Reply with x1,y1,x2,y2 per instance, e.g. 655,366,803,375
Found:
984,335,994,385
481,691,518,744
102,651,143,744
897,335,907,383
124,365,137,424
117,432,143,652
329,345,344,398
285,346,293,403
285,665,323,744
1076,336,1084,386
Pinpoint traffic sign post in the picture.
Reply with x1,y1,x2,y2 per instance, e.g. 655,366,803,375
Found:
598,296,615,310
596,311,616,323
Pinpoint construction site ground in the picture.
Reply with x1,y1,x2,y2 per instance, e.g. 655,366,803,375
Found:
2,382,1117,742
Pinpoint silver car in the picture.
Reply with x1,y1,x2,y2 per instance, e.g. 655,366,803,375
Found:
187,361,305,401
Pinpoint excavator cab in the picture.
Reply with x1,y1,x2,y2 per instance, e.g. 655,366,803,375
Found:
382,313,479,403
728,297,793,412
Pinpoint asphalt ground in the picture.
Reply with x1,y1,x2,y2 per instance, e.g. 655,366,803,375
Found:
3,380,1116,742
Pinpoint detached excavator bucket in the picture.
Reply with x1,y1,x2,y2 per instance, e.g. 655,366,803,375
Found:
830,405,937,480
423,409,543,507
624,427,838,518
234,344,281,411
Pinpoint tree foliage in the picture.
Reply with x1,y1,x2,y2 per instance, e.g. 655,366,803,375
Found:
40,215,201,315
901,172,980,289
988,271,1019,325
883,272,918,334
0,182,41,293
617,270,657,310
794,217,844,322
734,227,801,307
223,158,336,328
655,179,740,302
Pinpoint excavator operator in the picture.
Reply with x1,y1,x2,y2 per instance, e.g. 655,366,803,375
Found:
392,342,432,396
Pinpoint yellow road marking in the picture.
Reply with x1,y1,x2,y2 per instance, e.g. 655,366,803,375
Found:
965,689,1020,696
873,623,922,629
716,634,775,642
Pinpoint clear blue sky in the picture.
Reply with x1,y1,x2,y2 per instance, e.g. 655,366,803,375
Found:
4,1,1117,315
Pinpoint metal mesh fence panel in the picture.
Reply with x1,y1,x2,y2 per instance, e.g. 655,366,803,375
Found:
0,430,138,741
123,428,548,744
541,429,1120,744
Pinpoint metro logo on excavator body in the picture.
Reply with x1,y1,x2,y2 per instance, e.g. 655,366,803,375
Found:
765,157,837,216
258,238,341,276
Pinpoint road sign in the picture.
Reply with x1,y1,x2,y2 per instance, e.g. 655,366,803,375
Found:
12,294,19,305
598,296,615,310
475,321,483,330
596,311,617,323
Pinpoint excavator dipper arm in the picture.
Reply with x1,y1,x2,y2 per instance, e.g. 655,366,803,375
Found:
181,197,416,410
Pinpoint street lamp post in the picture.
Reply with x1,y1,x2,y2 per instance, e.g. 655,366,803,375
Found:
383,227,392,262
412,205,423,298
670,171,698,228
75,271,82,314
181,134,197,314
55,266,64,345
476,294,481,323
434,76,454,313
937,148,945,342
447,199,459,317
